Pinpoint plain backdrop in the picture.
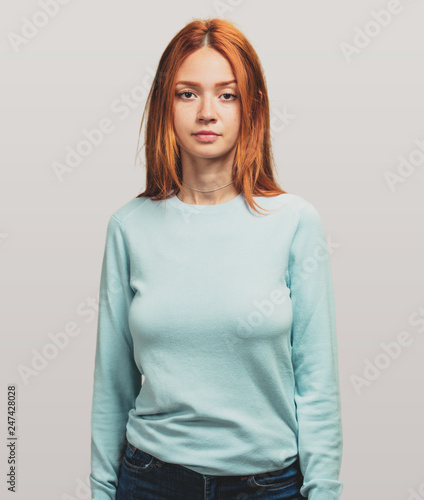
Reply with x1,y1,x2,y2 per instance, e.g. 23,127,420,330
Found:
1,1,424,499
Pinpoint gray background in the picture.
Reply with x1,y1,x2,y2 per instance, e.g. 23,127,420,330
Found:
1,1,423,498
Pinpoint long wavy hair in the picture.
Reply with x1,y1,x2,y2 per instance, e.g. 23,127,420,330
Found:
134,17,287,214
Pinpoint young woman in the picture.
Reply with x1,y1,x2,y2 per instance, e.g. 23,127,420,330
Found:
90,17,343,500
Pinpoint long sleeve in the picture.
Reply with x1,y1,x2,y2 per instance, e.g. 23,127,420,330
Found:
287,201,343,500
89,214,142,500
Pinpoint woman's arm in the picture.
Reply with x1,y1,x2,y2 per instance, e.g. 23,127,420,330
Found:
288,200,343,500
89,214,141,500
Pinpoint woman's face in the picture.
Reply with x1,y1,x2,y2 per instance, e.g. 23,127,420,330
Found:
173,47,241,161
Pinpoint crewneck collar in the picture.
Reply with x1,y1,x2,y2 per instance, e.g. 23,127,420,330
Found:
165,191,245,215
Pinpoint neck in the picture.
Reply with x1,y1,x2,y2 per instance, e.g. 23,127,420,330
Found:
177,181,238,205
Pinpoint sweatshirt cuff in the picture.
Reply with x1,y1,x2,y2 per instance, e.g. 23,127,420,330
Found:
307,489,342,500
91,496,114,500
91,490,115,500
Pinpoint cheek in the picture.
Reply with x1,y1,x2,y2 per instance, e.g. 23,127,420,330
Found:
226,109,241,136
173,117,182,140
173,106,189,133
226,105,241,127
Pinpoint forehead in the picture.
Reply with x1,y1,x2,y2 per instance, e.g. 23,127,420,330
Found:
175,48,236,84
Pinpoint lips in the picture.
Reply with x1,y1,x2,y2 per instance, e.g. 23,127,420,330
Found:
195,131,219,136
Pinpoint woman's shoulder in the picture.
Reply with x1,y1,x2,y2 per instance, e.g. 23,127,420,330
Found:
257,192,320,220
110,195,151,225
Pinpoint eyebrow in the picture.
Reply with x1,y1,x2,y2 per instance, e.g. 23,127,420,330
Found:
175,79,237,88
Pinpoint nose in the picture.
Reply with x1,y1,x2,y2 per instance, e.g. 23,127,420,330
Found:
197,95,216,123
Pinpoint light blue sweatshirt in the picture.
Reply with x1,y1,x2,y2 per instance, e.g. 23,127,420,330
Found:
89,191,343,500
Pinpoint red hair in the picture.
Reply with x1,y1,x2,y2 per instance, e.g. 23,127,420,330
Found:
135,17,287,214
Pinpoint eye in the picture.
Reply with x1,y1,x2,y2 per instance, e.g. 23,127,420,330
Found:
221,93,238,101
176,91,238,101
177,91,195,100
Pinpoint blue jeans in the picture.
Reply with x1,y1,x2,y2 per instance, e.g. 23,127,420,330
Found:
116,439,305,499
